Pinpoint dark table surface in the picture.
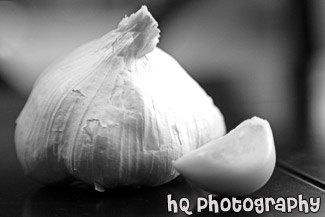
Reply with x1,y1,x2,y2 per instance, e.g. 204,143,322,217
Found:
0,87,324,217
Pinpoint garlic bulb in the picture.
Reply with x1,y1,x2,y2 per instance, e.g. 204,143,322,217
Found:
15,6,225,191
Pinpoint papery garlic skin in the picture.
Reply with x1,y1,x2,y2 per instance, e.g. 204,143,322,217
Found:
15,6,226,190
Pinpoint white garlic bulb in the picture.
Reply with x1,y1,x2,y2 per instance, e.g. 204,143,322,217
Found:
15,6,225,191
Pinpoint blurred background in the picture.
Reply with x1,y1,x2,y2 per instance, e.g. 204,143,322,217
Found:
0,0,324,162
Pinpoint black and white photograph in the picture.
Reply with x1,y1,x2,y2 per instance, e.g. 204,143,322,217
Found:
0,0,324,216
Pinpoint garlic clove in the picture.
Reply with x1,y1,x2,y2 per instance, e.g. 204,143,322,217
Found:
15,6,226,191
173,117,276,196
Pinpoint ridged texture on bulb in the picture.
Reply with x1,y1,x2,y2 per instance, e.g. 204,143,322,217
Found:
14,6,226,191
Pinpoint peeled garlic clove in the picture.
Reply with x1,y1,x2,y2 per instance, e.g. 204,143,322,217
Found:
14,6,226,191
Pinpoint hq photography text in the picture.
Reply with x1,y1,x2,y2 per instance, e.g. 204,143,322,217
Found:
167,194,321,215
